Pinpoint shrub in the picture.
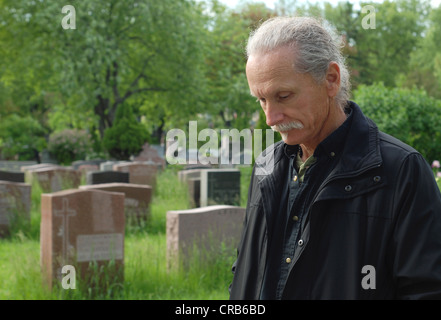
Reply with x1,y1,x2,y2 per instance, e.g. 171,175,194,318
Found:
48,129,93,165
103,104,148,160
0,114,46,160
353,83,441,162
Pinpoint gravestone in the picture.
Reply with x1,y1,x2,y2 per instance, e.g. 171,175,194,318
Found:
40,189,125,291
178,168,204,183
133,143,166,169
71,160,106,170
200,169,241,207
100,161,119,172
0,170,25,183
187,178,200,208
0,181,31,237
26,167,81,193
80,183,152,224
0,161,37,172
166,205,246,268
178,169,203,208
86,171,129,185
21,163,60,173
77,165,99,181
113,162,157,187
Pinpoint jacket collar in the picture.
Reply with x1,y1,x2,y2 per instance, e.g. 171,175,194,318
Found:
256,101,383,185
332,101,382,176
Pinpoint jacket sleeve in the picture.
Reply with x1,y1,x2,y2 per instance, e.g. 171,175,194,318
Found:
228,165,255,298
392,153,441,299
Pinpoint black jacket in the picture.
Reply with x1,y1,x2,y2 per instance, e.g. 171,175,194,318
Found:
229,102,441,299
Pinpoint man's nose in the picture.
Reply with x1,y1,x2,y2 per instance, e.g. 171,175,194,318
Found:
264,103,284,127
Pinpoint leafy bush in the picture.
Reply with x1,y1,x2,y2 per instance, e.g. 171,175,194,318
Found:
103,104,148,160
0,114,47,160
354,83,441,162
48,129,93,165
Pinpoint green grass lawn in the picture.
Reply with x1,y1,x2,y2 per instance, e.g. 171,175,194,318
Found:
0,165,252,300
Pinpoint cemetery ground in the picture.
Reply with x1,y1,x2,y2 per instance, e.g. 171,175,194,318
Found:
0,165,252,300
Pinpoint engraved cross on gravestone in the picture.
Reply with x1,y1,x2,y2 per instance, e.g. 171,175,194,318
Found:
54,198,77,266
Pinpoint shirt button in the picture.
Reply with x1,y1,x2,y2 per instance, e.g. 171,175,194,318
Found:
330,152,336,157
373,176,381,183
293,175,298,182
285,257,292,264
298,239,304,246
292,215,299,221
344,185,352,192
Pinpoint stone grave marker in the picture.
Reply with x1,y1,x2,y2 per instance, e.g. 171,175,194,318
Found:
80,183,152,224
0,170,25,183
187,178,200,208
166,205,246,268
21,163,60,173
0,161,37,172
100,161,119,172
0,181,31,237
133,143,166,169
77,165,99,182
178,168,204,183
40,189,125,291
86,171,129,185
26,167,81,193
71,160,106,170
178,168,203,208
113,162,157,187
200,169,241,207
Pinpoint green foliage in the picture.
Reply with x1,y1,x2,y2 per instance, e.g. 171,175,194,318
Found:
404,5,441,99
47,129,93,165
103,104,148,160
354,83,441,162
2,0,441,166
0,114,46,160
0,167,240,300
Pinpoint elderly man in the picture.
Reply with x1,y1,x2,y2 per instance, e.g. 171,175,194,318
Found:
229,16,441,300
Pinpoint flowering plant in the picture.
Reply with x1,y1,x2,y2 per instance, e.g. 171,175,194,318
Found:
48,129,93,165
431,160,441,190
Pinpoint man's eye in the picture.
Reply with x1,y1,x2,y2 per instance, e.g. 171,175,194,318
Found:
279,94,290,100
257,98,266,103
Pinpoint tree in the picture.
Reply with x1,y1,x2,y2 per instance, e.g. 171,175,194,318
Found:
103,104,148,160
0,0,208,143
311,0,429,88
0,114,47,161
202,1,275,130
404,4,441,99
354,83,441,162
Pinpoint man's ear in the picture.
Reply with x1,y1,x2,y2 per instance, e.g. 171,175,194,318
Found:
326,62,341,98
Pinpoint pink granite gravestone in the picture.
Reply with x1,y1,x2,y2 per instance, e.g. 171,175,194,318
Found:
40,189,125,290
113,162,157,188
166,205,246,268
80,183,152,224
26,167,81,193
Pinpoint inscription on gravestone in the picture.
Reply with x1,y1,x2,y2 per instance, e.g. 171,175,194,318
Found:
200,169,241,207
40,189,125,291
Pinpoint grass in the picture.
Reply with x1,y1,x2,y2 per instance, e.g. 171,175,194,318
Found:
0,164,253,300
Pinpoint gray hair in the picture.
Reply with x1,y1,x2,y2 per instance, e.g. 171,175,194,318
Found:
246,16,351,110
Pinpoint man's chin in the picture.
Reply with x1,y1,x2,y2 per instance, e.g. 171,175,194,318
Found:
279,131,301,146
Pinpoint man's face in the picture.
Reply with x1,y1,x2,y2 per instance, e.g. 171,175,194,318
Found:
246,46,334,147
